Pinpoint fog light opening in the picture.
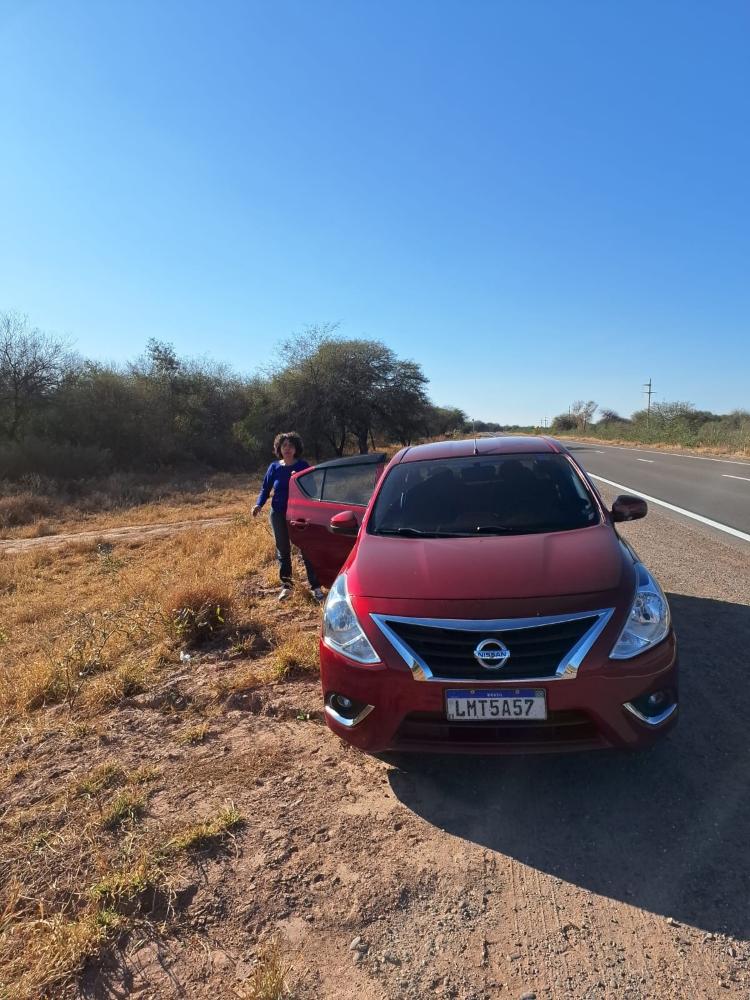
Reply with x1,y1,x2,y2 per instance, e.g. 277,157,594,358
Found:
325,692,374,728
625,688,677,725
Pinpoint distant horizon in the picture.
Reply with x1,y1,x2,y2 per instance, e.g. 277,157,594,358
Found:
2,1,748,424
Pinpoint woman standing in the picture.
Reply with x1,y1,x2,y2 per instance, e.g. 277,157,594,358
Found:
252,431,324,602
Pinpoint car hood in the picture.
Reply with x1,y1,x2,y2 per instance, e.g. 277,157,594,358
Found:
348,524,627,600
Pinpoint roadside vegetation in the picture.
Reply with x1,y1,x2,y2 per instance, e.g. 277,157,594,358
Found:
0,510,318,997
549,399,750,457
0,310,472,485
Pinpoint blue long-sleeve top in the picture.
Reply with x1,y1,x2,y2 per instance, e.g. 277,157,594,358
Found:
255,459,310,513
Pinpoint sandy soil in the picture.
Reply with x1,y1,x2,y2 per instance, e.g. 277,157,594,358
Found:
5,489,750,999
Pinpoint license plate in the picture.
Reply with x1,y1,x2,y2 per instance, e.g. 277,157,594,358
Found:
445,688,547,721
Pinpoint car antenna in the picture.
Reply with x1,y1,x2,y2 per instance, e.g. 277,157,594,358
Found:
472,419,479,455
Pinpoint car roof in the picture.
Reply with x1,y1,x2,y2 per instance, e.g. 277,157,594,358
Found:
396,436,564,463
313,452,388,470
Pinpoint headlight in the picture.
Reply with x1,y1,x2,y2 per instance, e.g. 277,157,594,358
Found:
322,574,380,664
610,563,671,659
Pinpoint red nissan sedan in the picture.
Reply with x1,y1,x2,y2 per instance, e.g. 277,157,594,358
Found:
287,437,678,754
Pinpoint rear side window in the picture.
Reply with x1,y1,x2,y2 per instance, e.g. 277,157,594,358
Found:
296,462,382,507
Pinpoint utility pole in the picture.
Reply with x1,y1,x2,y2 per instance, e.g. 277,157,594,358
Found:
643,378,654,425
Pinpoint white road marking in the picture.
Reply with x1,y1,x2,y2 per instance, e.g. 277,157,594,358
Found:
589,474,750,545
585,443,750,467
722,474,750,483
636,458,655,463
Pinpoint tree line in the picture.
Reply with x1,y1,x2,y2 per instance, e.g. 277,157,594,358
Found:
0,312,480,480
550,399,749,450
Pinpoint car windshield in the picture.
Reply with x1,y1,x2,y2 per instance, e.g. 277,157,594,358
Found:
368,453,600,536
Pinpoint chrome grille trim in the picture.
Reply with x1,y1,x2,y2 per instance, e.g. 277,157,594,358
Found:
370,609,615,682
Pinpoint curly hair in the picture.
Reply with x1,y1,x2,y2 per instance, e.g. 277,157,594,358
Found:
273,431,304,459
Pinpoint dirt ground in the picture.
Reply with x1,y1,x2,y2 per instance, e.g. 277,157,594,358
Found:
3,488,750,999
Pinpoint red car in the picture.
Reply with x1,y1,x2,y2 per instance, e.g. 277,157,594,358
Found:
287,437,678,754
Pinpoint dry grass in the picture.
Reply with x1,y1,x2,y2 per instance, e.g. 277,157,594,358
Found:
73,761,126,798
240,935,292,1000
0,512,281,720
176,721,211,745
0,841,171,1000
0,898,108,1000
100,788,148,830
0,493,56,529
0,486,324,998
90,856,162,911
166,803,245,853
165,583,233,645
2,758,197,998
0,473,256,540
73,762,160,804
271,631,321,681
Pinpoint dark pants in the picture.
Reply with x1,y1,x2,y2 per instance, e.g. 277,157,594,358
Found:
269,509,320,589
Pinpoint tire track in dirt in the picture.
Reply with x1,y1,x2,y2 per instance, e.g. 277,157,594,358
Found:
0,515,234,555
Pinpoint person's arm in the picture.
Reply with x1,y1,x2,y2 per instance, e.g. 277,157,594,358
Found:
252,464,276,516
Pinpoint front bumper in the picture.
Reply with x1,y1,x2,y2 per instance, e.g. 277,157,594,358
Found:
320,633,678,754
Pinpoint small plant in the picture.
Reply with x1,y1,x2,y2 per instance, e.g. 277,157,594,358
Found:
74,761,126,798
100,789,147,830
271,632,319,681
166,585,232,646
167,803,245,853
176,722,211,745
68,721,92,739
28,828,56,853
240,935,291,1000
90,858,162,914
128,764,160,785
96,542,125,575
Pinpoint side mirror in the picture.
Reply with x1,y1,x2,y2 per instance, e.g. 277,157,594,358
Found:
329,510,359,535
611,494,648,522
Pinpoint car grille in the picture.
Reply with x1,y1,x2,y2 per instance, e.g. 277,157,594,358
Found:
394,710,601,748
384,615,599,681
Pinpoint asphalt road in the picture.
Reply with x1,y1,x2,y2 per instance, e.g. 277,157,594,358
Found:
568,442,750,545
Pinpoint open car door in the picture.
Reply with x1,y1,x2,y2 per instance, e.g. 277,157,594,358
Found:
287,453,387,587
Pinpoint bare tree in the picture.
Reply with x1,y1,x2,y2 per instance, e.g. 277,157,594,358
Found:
0,311,70,440
570,400,598,432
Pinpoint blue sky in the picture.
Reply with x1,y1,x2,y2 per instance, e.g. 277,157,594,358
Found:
1,0,748,424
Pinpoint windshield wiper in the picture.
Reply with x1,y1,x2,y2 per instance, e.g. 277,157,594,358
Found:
472,525,516,534
374,527,453,537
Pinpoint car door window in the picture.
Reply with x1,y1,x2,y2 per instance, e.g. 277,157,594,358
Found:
296,468,325,500
321,464,380,506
